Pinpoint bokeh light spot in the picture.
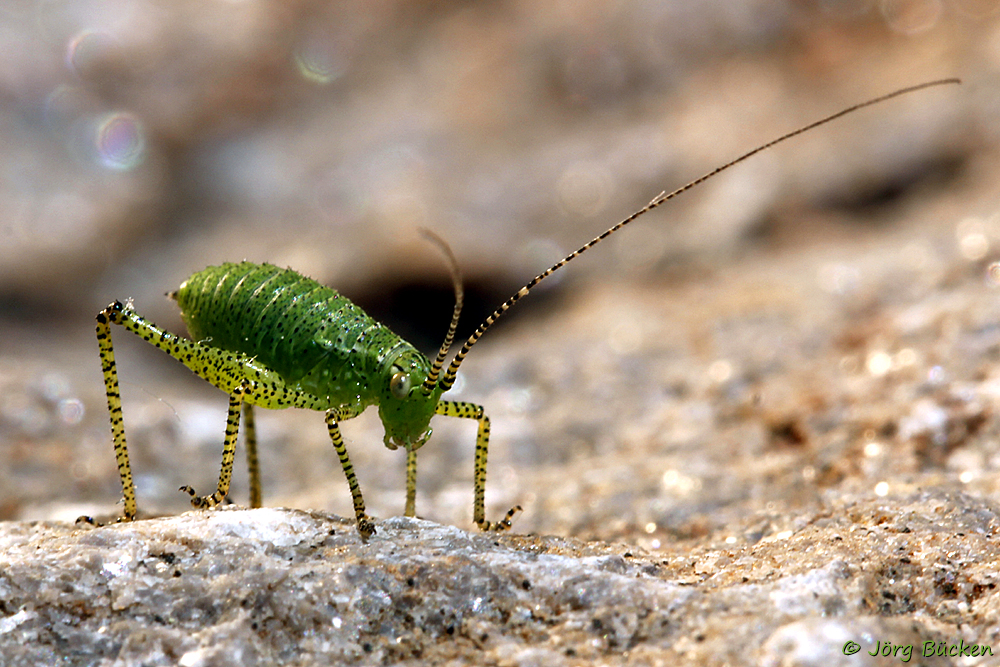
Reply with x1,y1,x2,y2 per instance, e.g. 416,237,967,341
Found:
66,30,119,79
94,112,146,171
986,262,1000,287
295,42,344,85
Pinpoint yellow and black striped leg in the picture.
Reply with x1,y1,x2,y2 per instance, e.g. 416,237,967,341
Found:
243,403,261,508
405,448,418,518
93,300,271,521
180,381,248,510
435,400,521,532
95,307,138,521
326,407,375,539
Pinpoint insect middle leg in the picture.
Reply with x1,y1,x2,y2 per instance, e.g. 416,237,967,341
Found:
434,400,520,531
244,403,261,508
180,398,263,509
179,380,250,510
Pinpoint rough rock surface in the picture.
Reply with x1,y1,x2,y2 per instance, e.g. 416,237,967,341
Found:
2,2,1000,666
1,497,997,666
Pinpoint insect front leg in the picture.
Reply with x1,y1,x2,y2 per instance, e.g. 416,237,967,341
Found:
325,406,376,539
434,400,521,532
179,380,249,510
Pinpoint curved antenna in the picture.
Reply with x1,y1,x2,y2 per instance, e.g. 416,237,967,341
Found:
418,227,464,394
440,77,961,390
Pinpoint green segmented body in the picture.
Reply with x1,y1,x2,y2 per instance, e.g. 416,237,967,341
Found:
175,262,429,414
91,79,958,539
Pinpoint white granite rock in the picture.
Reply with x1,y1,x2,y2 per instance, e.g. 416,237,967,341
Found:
2,492,998,666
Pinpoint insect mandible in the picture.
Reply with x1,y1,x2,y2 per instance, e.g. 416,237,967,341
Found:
94,78,958,538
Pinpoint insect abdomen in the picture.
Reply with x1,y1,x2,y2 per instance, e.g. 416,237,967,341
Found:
174,262,405,403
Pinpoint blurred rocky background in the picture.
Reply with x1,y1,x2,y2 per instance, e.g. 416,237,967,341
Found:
1,0,1000,662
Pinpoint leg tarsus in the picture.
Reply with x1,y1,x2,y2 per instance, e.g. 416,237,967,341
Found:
478,504,523,532
357,516,376,540
179,484,227,509
475,504,522,532
75,506,140,527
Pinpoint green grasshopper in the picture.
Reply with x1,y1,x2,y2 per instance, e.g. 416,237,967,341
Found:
94,79,958,538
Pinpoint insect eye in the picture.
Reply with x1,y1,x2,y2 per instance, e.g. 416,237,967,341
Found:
390,372,411,399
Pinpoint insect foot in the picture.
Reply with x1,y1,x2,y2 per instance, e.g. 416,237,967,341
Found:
74,512,136,527
357,516,376,540
179,485,229,510
479,505,523,532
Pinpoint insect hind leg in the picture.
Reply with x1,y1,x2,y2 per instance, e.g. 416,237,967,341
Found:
95,300,262,520
434,400,521,532
244,403,261,508
95,303,138,521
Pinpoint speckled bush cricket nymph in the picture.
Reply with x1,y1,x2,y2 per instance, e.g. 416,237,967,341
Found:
94,79,958,538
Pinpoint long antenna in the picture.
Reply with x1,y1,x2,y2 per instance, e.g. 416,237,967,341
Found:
419,227,464,394
439,78,960,389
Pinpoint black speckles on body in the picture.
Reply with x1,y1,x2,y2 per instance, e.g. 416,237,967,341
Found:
174,262,418,407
